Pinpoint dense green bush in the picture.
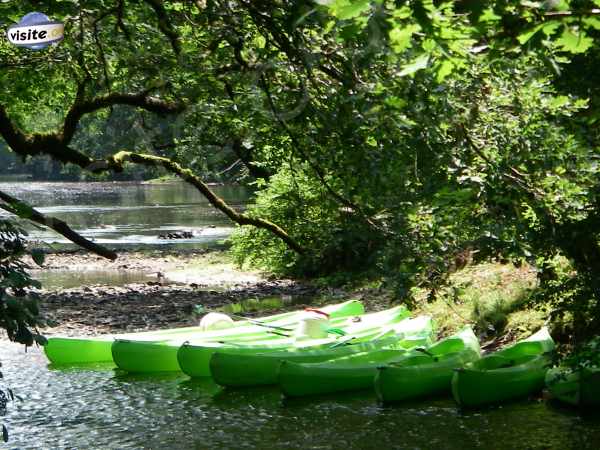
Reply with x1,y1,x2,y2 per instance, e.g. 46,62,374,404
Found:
232,56,592,306
0,220,43,346
231,164,382,277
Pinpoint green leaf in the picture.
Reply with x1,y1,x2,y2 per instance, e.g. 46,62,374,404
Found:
398,54,430,77
583,17,600,31
389,24,420,53
384,96,407,109
436,59,455,82
253,35,266,49
544,95,570,110
479,8,501,23
555,28,593,54
517,21,560,44
331,0,371,20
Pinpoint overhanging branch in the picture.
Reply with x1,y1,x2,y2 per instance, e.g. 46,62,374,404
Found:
62,89,185,143
0,88,302,255
105,151,305,254
0,190,117,260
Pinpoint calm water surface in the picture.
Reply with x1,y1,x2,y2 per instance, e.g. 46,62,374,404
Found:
0,181,249,247
1,342,599,450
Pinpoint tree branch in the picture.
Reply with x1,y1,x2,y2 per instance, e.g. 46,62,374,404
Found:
258,74,385,233
62,90,185,143
0,190,117,260
143,0,181,55
0,89,301,254
544,8,600,17
105,151,304,254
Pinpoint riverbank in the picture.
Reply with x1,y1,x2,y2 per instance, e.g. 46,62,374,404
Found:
31,249,323,336
29,249,546,345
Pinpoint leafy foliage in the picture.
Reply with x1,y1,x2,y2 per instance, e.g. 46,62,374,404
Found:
231,164,381,277
0,220,44,346
3,1,600,347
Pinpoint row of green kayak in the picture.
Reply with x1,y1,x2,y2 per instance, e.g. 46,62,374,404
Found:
45,300,426,375
216,325,557,408
44,299,367,365
43,300,598,408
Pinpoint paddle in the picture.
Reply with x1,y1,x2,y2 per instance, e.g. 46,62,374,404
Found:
193,305,349,338
193,304,294,332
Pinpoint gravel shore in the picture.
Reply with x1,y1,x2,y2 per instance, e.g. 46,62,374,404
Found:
29,249,327,336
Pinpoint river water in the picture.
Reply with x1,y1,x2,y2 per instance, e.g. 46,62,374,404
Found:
0,181,249,248
1,342,599,450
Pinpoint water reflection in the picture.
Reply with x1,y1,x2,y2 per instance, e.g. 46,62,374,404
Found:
31,269,153,289
0,181,250,248
1,342,600,449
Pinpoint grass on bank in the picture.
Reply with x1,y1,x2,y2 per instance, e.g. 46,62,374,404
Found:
322,261,548,346
223,248,547,345
411,262,546,344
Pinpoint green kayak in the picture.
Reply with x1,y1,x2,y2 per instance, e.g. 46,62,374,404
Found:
46,299,363,365
213,315,434,388
111,300,367,373
372,327,480,403
545,366,600,407
178,305,410,378
451,327,555,408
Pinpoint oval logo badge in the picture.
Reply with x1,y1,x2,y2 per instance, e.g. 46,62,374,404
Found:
6,12,64,50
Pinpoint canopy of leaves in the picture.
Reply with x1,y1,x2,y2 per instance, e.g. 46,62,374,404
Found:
2,1,600,342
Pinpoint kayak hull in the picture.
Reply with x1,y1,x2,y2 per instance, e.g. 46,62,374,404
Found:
180,306,411,378
278,327,478,398
45,299,364,365
546,367,600,407
213,316,433,388
279,349,406,397
217,342,416,389
374,328,481,403
44,337,114,365
451,327,554,408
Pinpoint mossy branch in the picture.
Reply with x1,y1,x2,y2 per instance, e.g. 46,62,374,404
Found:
105,151,305,254
0,190,117,260
0,91,302,255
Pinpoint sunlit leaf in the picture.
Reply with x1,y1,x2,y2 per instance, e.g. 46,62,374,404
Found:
555,28,593,54
583,17,600,31
436,59,455,82
517,21,560,44
389,24,420,53
398,54,429,77
330,0,371,20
